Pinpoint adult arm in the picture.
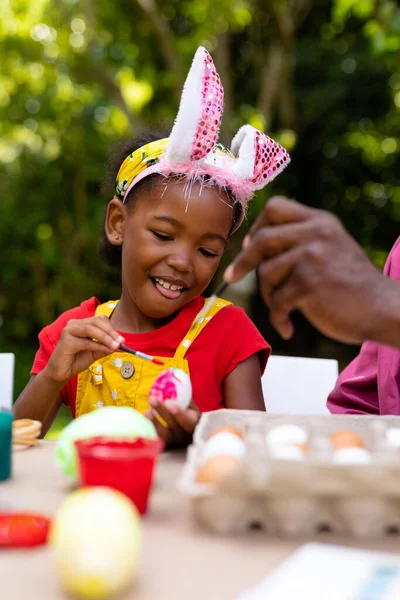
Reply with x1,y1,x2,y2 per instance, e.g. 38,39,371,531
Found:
225,196,400,348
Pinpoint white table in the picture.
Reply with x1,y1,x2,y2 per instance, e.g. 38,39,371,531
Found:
1,442,400,599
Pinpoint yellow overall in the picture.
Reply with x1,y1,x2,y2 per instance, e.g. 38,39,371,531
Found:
75,298,231,417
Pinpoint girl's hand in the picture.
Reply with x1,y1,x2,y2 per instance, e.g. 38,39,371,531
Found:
44,316,125,385
145,399,200,449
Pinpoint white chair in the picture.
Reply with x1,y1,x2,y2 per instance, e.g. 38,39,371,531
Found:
0,353,15,410
262,355,339,415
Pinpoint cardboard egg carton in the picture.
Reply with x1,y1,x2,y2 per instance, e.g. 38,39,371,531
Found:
178,409,400,538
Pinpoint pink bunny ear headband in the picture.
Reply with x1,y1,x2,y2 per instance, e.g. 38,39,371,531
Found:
115,46,290,232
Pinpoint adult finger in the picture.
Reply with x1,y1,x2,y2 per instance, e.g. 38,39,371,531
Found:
267,274,309,339
256,246,305,306
225,221,314,284
244,197,316,244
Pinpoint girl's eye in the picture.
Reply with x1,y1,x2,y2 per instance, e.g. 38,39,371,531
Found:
152,231,173,241
199,248,219,258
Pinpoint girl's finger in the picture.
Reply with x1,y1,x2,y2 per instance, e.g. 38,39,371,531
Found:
62,335,116,356
65,322,124,351
152,403,180,432
146,412,170,442
167,407,200,433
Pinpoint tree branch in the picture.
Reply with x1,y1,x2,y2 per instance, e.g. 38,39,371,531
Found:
258,41,284,130
89,63,139,128
133,0,183,99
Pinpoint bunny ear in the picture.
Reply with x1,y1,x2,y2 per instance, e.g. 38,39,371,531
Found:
166,46,224,163
231,125,290,189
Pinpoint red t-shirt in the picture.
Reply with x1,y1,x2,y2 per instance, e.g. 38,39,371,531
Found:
31,296,270,417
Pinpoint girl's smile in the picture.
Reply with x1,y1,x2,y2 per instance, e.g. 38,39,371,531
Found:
105,177,236,333
152,276,189,300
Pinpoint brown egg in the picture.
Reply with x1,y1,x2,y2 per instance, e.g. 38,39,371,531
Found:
330,429,365,450
294,443,309,453
196,455,242,485
207,426,244,440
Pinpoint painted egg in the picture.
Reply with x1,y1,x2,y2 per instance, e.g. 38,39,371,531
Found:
148,368,192,410
50,487,141,599
55,407,157,479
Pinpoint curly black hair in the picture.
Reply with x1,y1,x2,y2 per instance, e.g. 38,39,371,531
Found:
98,129,242,270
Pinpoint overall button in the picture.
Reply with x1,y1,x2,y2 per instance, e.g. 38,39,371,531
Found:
120,362,135,379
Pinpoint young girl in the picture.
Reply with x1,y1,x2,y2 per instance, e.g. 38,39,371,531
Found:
15,47,290,446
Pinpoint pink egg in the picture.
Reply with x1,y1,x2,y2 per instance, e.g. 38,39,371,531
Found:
149,368,192,410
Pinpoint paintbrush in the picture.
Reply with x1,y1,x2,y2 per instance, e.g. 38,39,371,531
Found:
189,281,229,332
119,344,164,365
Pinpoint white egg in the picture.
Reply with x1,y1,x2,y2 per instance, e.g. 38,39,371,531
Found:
149,368,192,410
386,428,400,449
270,444,305,461
333,447,371,465
266,424,308,448
202,432,246,462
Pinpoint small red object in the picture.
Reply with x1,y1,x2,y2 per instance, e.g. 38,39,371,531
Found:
152,358,164,365
75,437,164,515
0,513,51,548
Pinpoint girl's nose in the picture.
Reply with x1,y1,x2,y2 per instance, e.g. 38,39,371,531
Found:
166,251,194,273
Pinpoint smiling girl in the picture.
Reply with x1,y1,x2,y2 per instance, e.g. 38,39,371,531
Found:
14,47,290,446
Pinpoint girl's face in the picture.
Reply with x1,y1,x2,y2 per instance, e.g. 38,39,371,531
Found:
106,178,235,322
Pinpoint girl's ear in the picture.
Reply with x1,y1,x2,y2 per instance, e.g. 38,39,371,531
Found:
104,199,127,246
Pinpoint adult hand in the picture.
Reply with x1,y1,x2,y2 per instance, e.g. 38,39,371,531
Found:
145,400,200,449
225,196,392,345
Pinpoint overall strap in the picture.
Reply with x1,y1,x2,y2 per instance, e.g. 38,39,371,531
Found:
95,301,119,317
173,298,231,360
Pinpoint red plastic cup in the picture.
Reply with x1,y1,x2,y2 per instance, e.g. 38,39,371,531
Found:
75,437,164,515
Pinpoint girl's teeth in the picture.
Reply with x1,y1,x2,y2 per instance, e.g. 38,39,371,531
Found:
154,278,182,291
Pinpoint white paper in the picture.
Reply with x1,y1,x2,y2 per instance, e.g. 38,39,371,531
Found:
237,543,400,600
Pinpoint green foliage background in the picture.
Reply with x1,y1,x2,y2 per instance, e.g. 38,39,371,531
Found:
1,0,400,426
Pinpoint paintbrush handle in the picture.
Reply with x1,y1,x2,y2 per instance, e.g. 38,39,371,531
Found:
189,280,230,331
214,281,229,296
119,344,164,365
119,344,136,356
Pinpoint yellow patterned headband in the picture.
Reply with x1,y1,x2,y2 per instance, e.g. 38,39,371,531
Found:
114,138,169,201
114,137,236,203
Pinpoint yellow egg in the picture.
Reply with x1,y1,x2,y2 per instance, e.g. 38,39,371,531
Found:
50,487,141,600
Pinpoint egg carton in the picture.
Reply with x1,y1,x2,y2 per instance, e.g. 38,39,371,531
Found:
178,410,400,538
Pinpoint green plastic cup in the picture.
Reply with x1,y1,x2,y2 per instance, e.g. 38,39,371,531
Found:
0,409,13,481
